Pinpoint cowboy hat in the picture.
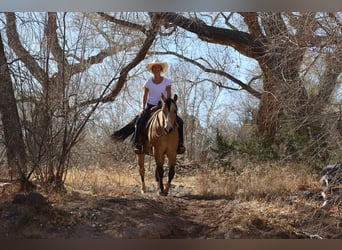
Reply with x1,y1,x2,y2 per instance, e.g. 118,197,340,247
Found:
146,59,168,73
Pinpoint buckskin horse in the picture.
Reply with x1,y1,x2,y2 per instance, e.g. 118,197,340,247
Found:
112,94,179,196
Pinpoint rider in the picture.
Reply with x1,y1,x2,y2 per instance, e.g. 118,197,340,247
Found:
132,59,185,155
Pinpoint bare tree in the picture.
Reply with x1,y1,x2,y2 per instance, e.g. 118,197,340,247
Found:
150,12,342,141
0,31,34,190
3,11,341,180
3,12,162,191
88,12,342,162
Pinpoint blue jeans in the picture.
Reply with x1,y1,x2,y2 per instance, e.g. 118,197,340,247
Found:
133,103,155,145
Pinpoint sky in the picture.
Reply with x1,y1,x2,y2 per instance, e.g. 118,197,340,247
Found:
2,0,341,12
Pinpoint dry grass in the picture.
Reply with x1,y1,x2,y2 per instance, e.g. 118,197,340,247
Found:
64,161,320,201
233,162,319,199
65,164,140,195
176,161,320,200
1,151,320,200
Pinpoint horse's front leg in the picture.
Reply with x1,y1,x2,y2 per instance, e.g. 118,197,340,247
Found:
137,154,146,194
156,164,165,195
154,154,165,195
164,156,176,196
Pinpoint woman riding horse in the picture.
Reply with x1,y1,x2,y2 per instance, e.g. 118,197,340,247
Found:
132,59,185,155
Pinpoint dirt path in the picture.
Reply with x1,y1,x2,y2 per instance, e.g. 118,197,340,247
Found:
1,185,340,239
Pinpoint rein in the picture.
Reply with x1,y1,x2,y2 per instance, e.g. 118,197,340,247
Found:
154,110,167,138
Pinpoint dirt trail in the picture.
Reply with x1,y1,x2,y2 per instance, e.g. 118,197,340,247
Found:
1,185,340,239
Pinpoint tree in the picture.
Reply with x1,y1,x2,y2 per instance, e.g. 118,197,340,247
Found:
2,12,161,191
81,12,342,162
0,31,34,190
151,12,341,140
2,11,341,185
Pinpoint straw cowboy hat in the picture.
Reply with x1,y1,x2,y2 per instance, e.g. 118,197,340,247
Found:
146,59,168,74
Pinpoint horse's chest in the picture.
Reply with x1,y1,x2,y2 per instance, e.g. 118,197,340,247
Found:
149,131,177,146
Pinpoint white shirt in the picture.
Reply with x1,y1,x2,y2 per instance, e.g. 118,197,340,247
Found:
143,77,171,105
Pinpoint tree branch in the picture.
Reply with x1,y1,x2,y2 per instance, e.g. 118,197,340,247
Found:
70,38,145,76
97,12,148,34
78,13,162,106
238,12,264,38
5,12,46,83
45,12,68,73
154,50,262,99
156,12,265,59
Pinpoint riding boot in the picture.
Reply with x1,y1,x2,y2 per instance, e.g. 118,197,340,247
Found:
176,116,185,154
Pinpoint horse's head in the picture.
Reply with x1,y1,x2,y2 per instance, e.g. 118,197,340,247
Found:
161,93,178,134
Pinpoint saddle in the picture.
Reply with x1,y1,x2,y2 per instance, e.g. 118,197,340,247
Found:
150,104,162,113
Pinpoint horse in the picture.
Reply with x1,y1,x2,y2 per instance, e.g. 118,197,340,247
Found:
112,94,179,196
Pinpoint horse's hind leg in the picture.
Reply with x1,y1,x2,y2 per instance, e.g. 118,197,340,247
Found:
137,154,146,194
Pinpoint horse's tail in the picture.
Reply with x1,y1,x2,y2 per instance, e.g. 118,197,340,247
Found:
111,115,138,142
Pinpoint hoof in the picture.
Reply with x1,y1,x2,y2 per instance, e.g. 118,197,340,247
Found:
141,184,146,194
158,190,167,196
164,183,171,196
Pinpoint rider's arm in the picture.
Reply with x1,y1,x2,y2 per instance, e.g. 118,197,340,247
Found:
141,87,149,112
166,85,171,99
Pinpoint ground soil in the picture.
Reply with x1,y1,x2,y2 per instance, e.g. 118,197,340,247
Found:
0,173,340,239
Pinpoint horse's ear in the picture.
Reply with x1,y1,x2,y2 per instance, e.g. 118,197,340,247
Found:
173,94,178,102
161,93,166,102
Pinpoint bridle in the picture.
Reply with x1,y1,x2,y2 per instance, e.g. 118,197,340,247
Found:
153,97,177,137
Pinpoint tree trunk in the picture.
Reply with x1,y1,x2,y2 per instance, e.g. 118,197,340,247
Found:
0,32,34,191
257,50,309,138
